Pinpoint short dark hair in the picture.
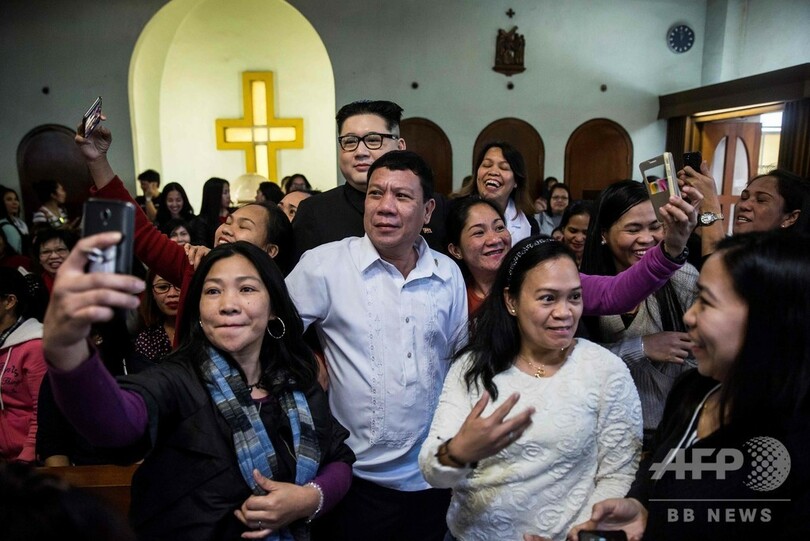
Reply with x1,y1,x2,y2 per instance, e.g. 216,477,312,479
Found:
33,180,60,205
366,150,434,202
282,174,312,193
0,267,30,318
176,242,317,393
335,100,404,134
137,169,161,186
33,228,78,258
257,181,284,204
559,199,593,230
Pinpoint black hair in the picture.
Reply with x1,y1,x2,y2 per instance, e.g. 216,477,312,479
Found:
175,241,317,393
366,150,434,202
0,227,19,257
282,174,312,194
257,202,294,275
33,180,60,205
158,218,191,239
198,177,229,225
33,229,78,259
155,182,195,225
458,236,577,399
257,181,284,204
335,100,404,134
460,141,534,218
580,180,686,339
748,169,810,233
0,186,20,221
559,199,593,230
446,196,507,282
0,267,30,319
137,169,160,186
711,231,810,436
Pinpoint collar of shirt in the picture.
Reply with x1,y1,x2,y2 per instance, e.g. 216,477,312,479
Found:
353,234,455,284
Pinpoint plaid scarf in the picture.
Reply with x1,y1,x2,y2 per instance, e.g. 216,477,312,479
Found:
202,346,320,540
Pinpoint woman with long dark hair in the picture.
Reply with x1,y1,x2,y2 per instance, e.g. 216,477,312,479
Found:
571,231,810,541
43,236,354,540
154,181,195,228
191,177,231,247
580,180,698,449
420,237,642,540
0,186,30,255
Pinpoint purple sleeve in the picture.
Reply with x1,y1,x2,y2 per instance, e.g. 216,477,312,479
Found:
580,243,681,316
311,461,352,515
48,352,149,447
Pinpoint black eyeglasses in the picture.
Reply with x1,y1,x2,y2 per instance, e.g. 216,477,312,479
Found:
153,283,181,294
337,132,399,151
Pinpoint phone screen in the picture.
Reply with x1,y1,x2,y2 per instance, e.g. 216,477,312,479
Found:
82,97,103,137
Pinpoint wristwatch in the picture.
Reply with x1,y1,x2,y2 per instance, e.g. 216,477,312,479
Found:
698,211,724,226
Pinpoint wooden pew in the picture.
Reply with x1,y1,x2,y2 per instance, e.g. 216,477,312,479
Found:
37,464,138,516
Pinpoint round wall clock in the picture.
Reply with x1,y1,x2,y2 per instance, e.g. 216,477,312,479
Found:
667,24,695,53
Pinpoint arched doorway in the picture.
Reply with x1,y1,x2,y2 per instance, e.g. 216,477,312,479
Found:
129,0,336,208
400,117,453,195
16,125,92,225
565,118,632,200
473,118,544,198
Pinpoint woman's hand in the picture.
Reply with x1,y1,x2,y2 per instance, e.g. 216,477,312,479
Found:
42,232,144,371
659,185,700,257
568,498,648,541
184,243,211,269
445,392,535,466
74,115,116,188
641,332,693,363
678,162,720,204
234,470,320,539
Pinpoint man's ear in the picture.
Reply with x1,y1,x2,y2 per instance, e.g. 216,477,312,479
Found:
397,137,406,150
447,243,463,261
265,243,279,259
3,294,18,312
423,198,436,225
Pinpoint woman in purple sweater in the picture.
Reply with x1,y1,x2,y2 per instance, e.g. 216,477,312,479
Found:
43,236,354,541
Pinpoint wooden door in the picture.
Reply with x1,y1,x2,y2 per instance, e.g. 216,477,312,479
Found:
699,121,761,227
400,118,453,195
17,124,94,224
473,118,544,199
565,118,632,201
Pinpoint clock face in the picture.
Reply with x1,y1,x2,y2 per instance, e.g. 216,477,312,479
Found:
668,24,695,53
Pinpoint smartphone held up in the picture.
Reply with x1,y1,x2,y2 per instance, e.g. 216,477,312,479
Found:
82,199,134,275
639,152,680,223
80,96,102,137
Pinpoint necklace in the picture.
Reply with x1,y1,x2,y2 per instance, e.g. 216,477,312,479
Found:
246,380,262,392
522,356,546,378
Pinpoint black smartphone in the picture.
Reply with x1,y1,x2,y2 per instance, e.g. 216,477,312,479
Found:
683,151,702,172
81,96,103,137
82,199,135,274
578,530,628,541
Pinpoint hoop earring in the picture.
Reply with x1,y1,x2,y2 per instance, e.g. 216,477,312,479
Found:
266,317,286,340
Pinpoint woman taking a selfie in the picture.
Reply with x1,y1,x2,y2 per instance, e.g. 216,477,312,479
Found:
43,238,354,540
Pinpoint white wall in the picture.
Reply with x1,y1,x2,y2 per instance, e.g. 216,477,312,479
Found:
2,0,809,203
130,0,336,208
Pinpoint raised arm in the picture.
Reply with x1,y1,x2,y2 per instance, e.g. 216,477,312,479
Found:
43,232,149,447
75,121,189,286
580,187,700,316
678,163,725,257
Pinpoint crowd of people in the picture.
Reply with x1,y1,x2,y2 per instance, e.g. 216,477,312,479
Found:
0,98,809,541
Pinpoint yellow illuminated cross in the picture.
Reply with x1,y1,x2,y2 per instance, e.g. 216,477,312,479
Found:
215,71,304,181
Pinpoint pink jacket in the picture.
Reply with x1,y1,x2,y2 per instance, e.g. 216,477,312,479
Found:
0,318,46,463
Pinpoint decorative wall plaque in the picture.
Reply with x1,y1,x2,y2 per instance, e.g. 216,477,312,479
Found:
493,26,525,76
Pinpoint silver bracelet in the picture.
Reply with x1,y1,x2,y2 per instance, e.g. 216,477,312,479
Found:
305,481,324,523
641,336,646,357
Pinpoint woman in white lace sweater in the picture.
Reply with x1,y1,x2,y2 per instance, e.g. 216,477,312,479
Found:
419,237,643,541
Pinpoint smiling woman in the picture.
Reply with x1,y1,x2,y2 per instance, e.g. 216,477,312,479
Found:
581,180,698,449
420,236,642,541
43,239,355,540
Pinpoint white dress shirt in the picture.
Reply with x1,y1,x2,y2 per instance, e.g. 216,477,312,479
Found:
505,198,532,243
286,235,468,491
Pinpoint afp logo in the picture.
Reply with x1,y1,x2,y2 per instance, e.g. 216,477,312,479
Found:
650,437,791,491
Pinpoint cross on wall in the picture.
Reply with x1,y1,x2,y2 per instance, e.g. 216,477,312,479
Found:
215,71,304,182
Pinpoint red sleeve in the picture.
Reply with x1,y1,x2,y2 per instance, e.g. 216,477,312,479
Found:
91,176,189,287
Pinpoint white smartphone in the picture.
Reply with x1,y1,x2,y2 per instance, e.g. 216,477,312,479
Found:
639,152,680,223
